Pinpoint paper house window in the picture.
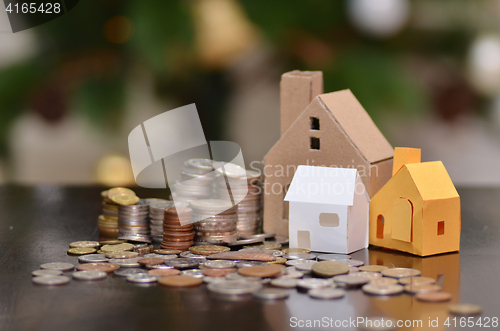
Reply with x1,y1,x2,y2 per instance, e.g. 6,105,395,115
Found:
376,215,384,239
297,230,311,249
310,117,320,130
310,137,320,150
438,221,445,235
319,213,339,227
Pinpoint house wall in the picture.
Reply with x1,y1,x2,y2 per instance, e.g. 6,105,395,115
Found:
347,176,370,253
289,201,349,253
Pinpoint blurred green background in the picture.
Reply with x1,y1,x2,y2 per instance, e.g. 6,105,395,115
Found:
1,0,500,186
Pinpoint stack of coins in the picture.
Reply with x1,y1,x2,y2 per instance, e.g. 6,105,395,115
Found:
191,199,239,244
146,199,170,243
218,170,262,237
161,206,195,251
98,188,136,240
118,201,151,243
170,159,218,203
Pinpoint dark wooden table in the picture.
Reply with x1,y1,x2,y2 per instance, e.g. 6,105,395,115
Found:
1,186,499,331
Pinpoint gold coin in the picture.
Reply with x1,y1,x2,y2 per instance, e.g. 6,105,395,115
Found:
154,249,181,255
399,276,436,285
268,257,287,264
101,190,109,198
449,304,483,316
312,261,349,278
282,248,310,254
358,265,388,273
404,284,442,294
99,239,126,245
244,242,282,250
105,251,138,259
107,187,136,199
158,275,203,287
111,194,140,206
67,247,97,255
416,291,452,302
69,241,100,248
381,268,421,279
101,243,134,252
189,245,230,255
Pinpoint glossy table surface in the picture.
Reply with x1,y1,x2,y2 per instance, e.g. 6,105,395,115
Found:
0,186,499,331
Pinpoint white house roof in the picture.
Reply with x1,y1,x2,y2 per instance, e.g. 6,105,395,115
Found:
284,165,360,206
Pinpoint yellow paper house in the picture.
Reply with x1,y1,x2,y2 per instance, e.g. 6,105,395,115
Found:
369,147,460,256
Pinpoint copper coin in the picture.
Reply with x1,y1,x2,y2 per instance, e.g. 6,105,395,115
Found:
238,265,283,278
76,263,120,273
163,218,193,224
162,237,194,243
158,275,203,287
148,269,181,276
207,251,275,262
163,232,195,239
202,268,236,277
416,291,452,302
138,258,165,266
163,225,194,231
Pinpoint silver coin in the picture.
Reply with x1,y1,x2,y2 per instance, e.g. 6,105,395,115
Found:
316,254,351,261
227,238,264,246
286,259,313,267
165,258,200,269
207,280,263,295
362,284,404,296
309,288,345,300
253,288,289,300
297,278,331,290
349,267,360,273
235,261,267,268
281,270,304,279
40,262,74,271
78,254,109,263
72,270,107,281
108,258,140,268
203,276,226,283
240,233,274,240
142,253,177,260
203,260,236,269
283,253,316,260
181,269,205,278
333,274,370,286
346,259,365,267
32,269,63,277
271,278,299,288
225,273,260,282
32,275,70,286
127,273,158,283
381,268,421,279
114,268,148,277
146,264,174,270
179,251,209,259
238,248,283,257
294,260,318,272
274,236,289,244
359,317,398,331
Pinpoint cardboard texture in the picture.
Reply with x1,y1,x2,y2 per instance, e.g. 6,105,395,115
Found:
369,147,461,256
284,165,369,254
263,71,394,238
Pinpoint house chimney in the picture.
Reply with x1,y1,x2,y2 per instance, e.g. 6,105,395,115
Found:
393,147,421,176
280,71,323,136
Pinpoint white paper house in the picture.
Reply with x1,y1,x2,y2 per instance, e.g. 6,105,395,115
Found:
284,165,370,254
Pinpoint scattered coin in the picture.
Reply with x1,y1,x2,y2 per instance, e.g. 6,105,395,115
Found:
404,284,442,294
270,278,299,288
107,187,136,199
202,268,236,277
207,251,275,262
297,278,332,290
165,258,201,270
154,249,181,255
108,258,140,268
179,251,209,259
346,259,365,267
244,242,282,250
69,241,100,248
225,273,260,281
381,268,421,279
283,253,316,260
99,239,126,245
32,269,63,277
148,268,181,277
203,276,226,283
228,238,265,246
158,275,203,287
285,259,313,267
189,245,230,255
207,280,262,295
268,257,287,264
138,258,166,266
282,248,310,254
349,267,359,273
370,278,398,286
78,254,109,263
312,261,350,277
448,303,483,316
362,284,404,296
111,194,140,206
316,254,351,261
274,236,289,244
359,265,388,273
142,253,177,260
76,263,120,273
104,251,138,259
181,269,205,278
333,274,371,287
68,247,97,255
309,288,345,300
280,270,304,279
399,276,436,285
72,270,107,281
100,243,134,253
114,268,148,277
40,262,74,271
203,260,236,269
127,273,158,283
294,260,318,272
238,265,283,278
32,275,70,286
235,261,267,268
253,288,289,300
416,291,452,302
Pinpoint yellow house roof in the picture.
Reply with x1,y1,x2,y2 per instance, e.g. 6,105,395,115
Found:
404,161,459,201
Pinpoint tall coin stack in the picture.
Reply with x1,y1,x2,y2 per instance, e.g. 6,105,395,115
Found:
98,190,119,240
145,199,170,243
191,199,239,244
161,206,195,251
234,170,262,236
118,200,151,243
170,159,218,203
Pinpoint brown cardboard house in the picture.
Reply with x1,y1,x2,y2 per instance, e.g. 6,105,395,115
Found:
263,71,394,238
